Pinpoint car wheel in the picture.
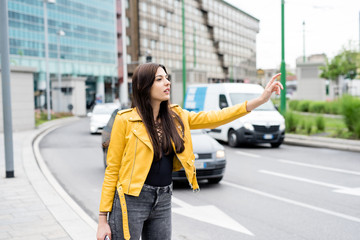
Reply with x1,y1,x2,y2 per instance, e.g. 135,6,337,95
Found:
271,142,282,148
228,129,239,147
103,148,107,168
208,177,223,184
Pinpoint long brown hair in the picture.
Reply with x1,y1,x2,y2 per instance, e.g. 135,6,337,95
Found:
131,63,185,160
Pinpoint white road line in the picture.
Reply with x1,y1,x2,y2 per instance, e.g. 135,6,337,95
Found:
278,159,360,176
259,170,347,189
222,181,360,223
235,151,260,158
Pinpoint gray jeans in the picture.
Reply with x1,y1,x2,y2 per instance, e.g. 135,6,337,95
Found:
109,184,172,240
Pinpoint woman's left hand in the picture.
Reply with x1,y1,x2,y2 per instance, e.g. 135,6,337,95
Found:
246,73,284,112
260,73,283,102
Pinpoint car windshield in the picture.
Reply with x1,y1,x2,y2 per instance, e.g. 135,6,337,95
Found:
229,93,275,111
93,105,118,114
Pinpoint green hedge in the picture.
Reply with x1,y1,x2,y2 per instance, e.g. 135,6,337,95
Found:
288,99,342,114
341,95,360,137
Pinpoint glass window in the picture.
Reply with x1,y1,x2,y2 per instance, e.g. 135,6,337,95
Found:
151,5,156,15
127,54,131,63
151,40,156,49
230,93,275,111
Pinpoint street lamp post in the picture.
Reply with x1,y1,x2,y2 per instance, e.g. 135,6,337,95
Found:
280,0,287,114
57,30,65,112
182,0,186,106
43,0,56,120
1,0,15,178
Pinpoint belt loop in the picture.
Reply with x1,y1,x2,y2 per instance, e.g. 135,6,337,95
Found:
117,186,131,240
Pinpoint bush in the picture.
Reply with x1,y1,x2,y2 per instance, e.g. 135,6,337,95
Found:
341,95,360,133
324,100,342,114
306,121,313,134
297,100,311,112
315,116,325,131
289,100,300,111
309,101,326,113
285,111,298,133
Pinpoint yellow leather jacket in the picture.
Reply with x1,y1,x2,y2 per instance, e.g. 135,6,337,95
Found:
99,101,249,212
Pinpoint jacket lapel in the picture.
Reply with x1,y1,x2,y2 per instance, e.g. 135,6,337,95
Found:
128,108,153,152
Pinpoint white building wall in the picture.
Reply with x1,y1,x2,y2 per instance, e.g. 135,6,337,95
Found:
0,66,36,132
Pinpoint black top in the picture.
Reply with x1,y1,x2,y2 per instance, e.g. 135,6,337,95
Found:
144,152,174,187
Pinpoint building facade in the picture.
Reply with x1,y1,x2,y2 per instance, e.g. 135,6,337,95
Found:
8,0,118,109
121,0,259,83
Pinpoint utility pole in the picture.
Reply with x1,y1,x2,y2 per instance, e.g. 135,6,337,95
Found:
43,0,56,120
280,0,287,114
120,0,128,107
303,21,306,63
57,30,65,112
0,0,15,178
182,0,186,106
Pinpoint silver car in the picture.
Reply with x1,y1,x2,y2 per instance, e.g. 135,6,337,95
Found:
102,113,226,184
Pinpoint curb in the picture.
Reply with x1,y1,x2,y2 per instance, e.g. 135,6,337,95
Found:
25,117,97,240
284,133,360,152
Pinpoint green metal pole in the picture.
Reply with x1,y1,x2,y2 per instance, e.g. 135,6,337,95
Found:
182,0,186,106
193,27,196,68
280,0,286,114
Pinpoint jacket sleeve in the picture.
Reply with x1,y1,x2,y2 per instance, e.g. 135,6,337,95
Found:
185,101,250,129
99,113,126,212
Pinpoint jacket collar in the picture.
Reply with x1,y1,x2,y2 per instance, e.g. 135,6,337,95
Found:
128,108,142,122
128,104,179,122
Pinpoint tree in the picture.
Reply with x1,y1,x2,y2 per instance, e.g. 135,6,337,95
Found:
320,49,358,80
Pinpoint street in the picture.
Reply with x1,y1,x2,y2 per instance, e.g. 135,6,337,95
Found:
39,118,360,240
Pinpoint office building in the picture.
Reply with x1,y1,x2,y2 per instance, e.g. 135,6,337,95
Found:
121,0,259,83
8,0,118,109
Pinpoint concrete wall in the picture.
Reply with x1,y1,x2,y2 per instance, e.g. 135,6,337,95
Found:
0,66,36,132
295,62,326,101
51,76,86,116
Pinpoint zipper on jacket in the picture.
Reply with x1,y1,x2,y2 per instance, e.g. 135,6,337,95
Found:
128,136,138,193
175,154,193,188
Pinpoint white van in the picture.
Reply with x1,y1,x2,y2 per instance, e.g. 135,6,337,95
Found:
184,83,285,148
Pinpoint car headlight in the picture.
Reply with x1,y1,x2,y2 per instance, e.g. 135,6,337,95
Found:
279,122,285,131
216,150,225,159
244,122,254,131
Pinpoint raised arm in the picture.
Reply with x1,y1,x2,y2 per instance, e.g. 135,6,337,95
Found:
246,73,283,111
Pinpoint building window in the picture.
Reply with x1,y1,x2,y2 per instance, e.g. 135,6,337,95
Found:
151,5,156,15
126,18,130,28
140,2,147,12
159,25,164,34
151,40,156,49
126,36,130,46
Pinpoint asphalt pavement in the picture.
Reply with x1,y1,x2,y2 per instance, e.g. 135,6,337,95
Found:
0,117,359,239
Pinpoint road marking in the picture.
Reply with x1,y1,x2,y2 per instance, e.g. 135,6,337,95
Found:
172,197,254,236
235,151,260,158
222,181,360,223
278,159,360,176
259,170,360,197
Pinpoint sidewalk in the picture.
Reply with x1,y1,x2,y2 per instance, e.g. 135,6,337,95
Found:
0,117,96,240
1,118,359,240
285,133,360,152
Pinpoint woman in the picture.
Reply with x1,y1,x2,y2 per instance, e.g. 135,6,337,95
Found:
97,63,282,240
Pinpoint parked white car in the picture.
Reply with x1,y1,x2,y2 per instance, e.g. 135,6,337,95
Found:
89,103,120,134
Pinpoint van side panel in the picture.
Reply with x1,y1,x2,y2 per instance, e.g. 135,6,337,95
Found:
184,87,207,112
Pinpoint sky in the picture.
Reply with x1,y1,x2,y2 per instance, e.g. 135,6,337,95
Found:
224,0,360,70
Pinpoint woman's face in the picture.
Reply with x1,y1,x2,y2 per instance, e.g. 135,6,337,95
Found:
150,67,171,105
